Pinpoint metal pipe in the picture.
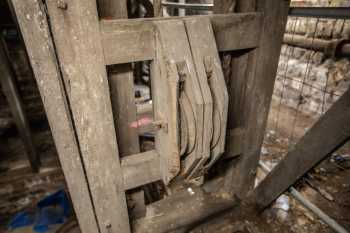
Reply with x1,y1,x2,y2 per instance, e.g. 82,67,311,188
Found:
161,1,213,10
289,7,350,19
283,34,350,57
259,161,349,233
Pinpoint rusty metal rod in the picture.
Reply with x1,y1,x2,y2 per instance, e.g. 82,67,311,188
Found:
259,161,349,233
283,33,350,57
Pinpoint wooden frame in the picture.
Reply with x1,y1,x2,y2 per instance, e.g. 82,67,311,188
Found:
0,38,40,172
10,0,294,232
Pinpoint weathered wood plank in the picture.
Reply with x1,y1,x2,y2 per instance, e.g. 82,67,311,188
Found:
224,0,290,198
98,0,128,19
100,0,140,158
184,18,229,176
0,40,40,172
102,29,154,65
153,0,163,17
133,186,238,233
9,1,99,233
108,64,140,156
151,21,184,183
213,0,236,13
250,88,350,209
45,0,130,232
182,19,214,179
211,13,262,52
121,150,161,190
101,13,263,65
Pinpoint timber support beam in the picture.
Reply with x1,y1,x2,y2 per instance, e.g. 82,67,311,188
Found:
249,88,350,209
223,0,290,199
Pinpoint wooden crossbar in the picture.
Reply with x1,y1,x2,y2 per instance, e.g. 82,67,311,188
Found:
101,13,263,65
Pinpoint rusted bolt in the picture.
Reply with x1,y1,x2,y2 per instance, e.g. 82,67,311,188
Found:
57,0,68,10
153,120,168,133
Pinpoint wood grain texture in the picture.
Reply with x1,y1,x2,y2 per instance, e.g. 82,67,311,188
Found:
121,150,161,190
0,40,40,172
224,0,290,198
45,0,130,232
9,1,99,233
109,64,140,157
250,88,350,208
98,0,128,19
100,0,140,158
133,186,237,233
151,21,184,183
213,0,237,14
100,13,263,65
184,18,228,176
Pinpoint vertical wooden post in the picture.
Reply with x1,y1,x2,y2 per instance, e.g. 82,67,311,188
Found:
45,0,131,232
223,0,290,198
99,0,140,157
0,39,40,172
9,1,99,233
153,0,163,17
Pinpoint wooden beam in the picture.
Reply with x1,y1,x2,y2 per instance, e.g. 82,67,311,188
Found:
45,0,130,232
98,0,128,19
212,13,262,52
100,0,140,158
223,0,290,198
101,13,263,65
153,0,162,17
250,88,350,209
108,64,140,157
133,186,238,233
121,150,161,190
101,28,155,65
0,39,40,172
9,1,99,233
213,0,236,14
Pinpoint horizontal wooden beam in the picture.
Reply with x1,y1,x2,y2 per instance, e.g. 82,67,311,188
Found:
133,186,237,233
101,13,263,65
121,150,161,190
249,88,350,209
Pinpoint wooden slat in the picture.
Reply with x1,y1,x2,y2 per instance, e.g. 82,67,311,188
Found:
182,19,214,179
121,150,161,190
133,186,237,233
45,0,130,233
212,13,262,51
222,0,258,194
101,13,263,65
184,18,229,176
0,40,40,172
99,0,141,158
9,1,99,233
224,0,290,199
97,0,128,19
250,88,350,209
213,0,236,14
108,64,140,156
102,29,154,65
151,21,185,183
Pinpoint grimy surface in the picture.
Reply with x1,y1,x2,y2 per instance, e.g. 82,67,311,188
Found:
223,0,290,199
250,87,350,209
100,0,141,158
0,40,40,172
45,0,131,232
9,1,99,233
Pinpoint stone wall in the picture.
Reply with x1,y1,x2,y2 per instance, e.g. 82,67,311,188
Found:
270,14,350,138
